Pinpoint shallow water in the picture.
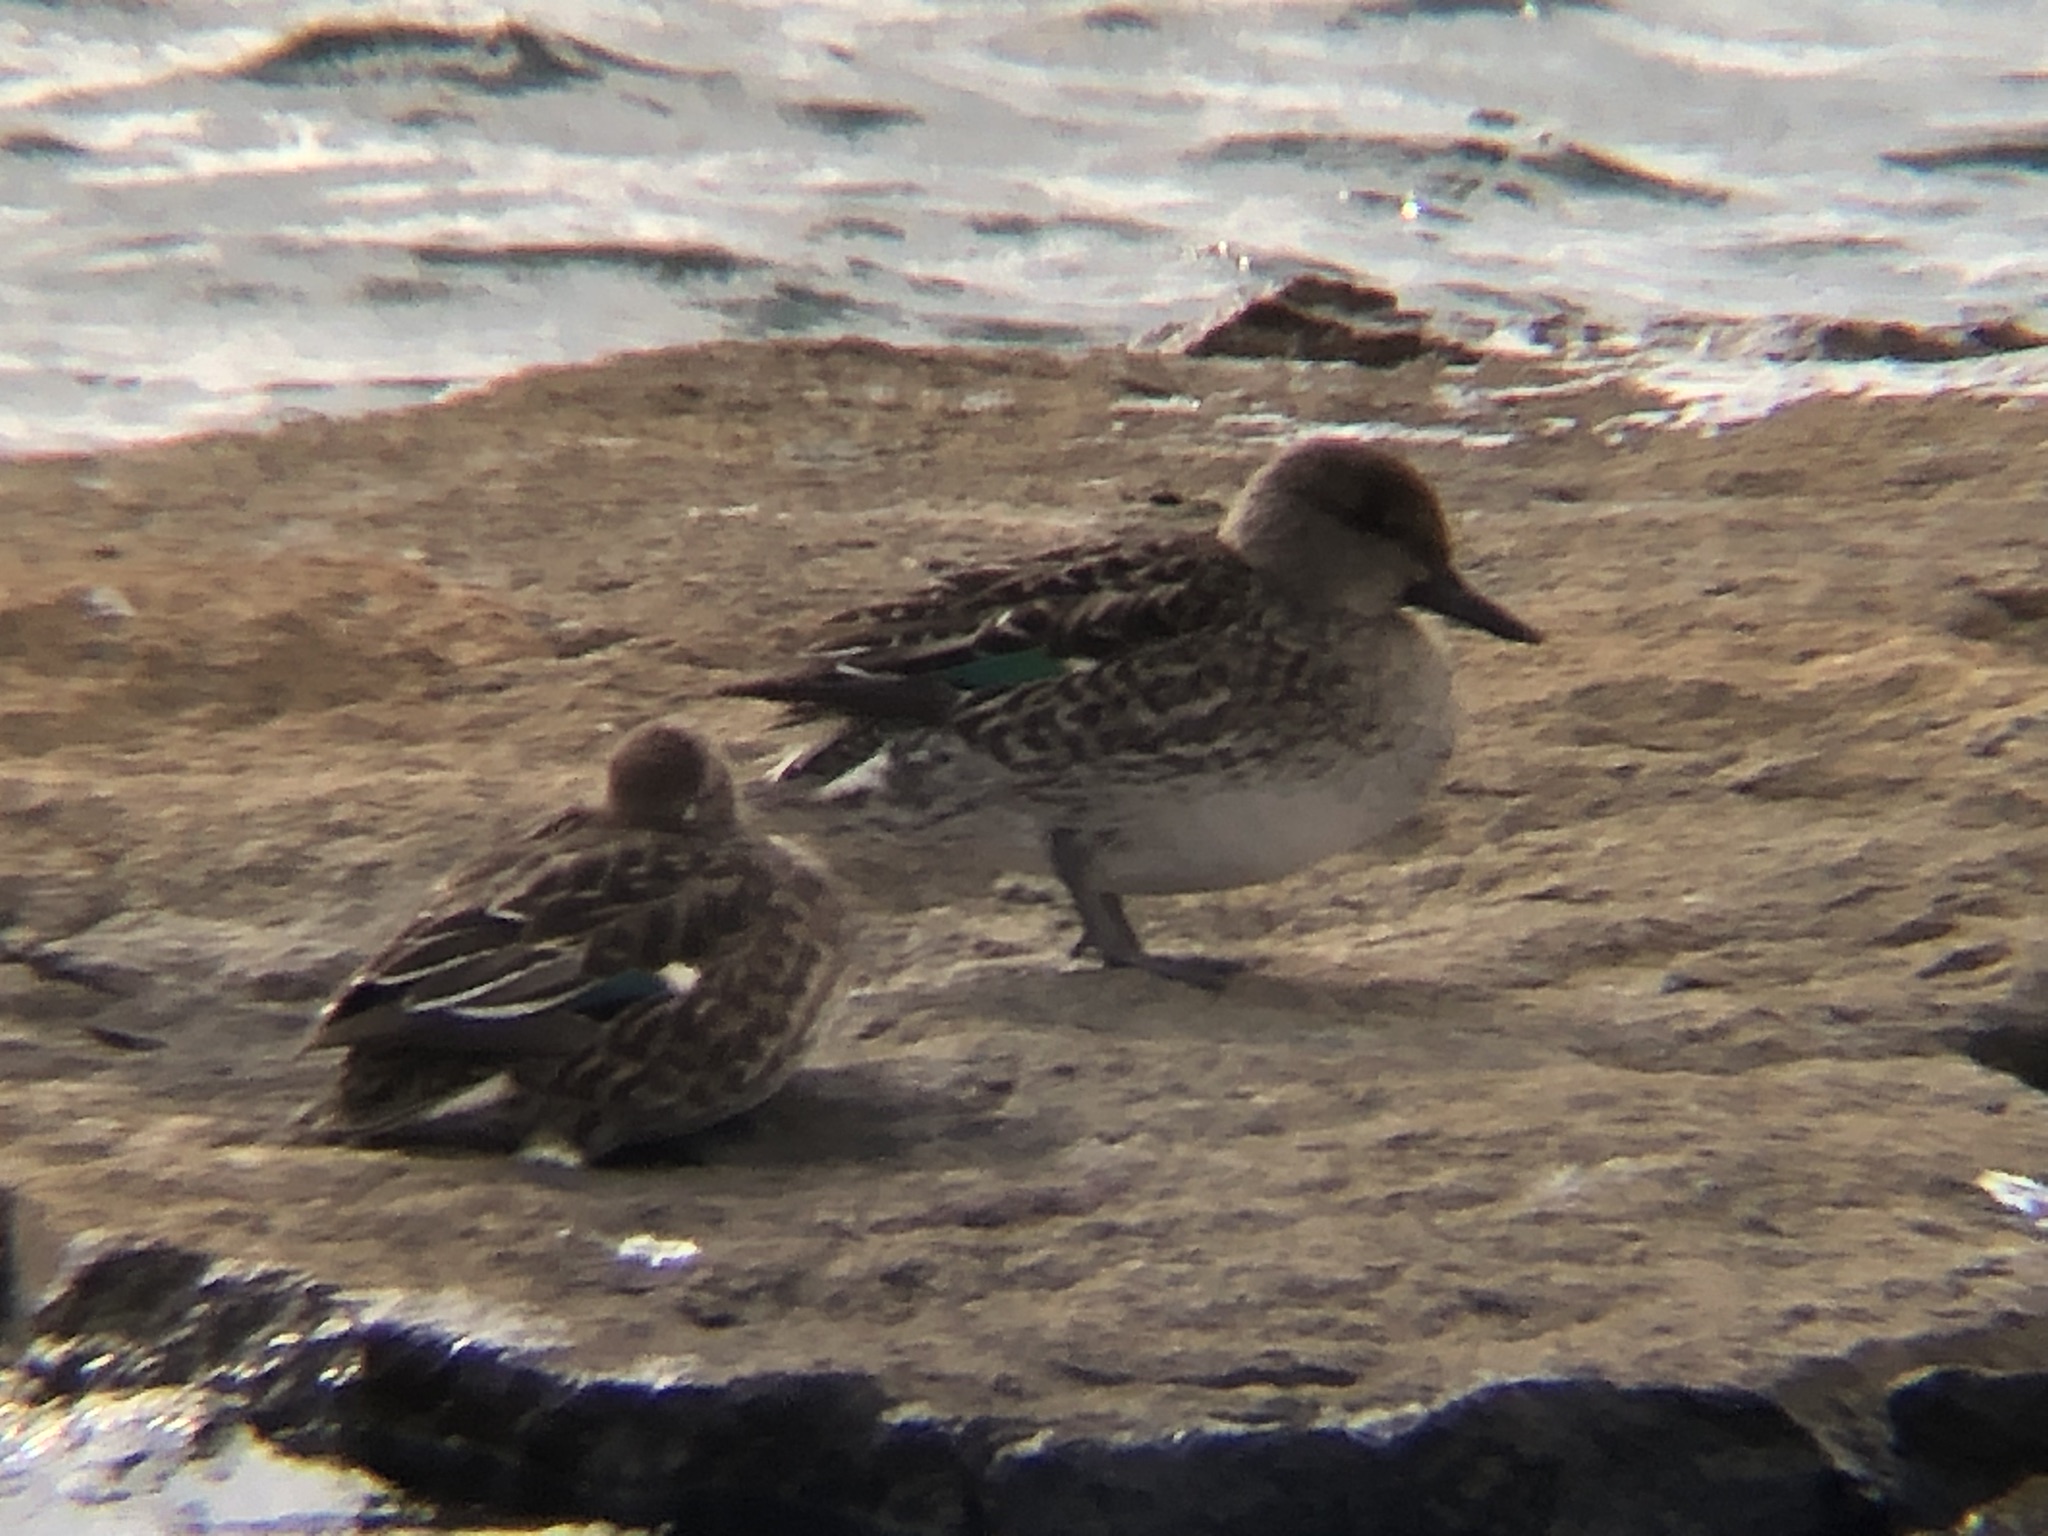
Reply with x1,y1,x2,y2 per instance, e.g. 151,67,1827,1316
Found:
0,1386,386,1534
1,0,2045,450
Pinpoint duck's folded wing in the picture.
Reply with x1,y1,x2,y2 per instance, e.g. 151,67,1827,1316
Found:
305,908,596,1053
724,535,1251,718
954,612,1354,774
308,841,749,1056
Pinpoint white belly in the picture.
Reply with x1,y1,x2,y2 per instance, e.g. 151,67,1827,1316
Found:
1089,750,1442,895
1068,619,1458,895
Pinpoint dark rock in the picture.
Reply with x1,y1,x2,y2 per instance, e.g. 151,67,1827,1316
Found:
13,1244,1885,1535
22,1244,336,1402
1259,273,1402,316
229,20,684,94
1779,318,2048,365
1185,275,1478,366
1949,1474,2048,1534
1891,1367,2048,1521
18,1242,968,1532
987,1380,1877,1536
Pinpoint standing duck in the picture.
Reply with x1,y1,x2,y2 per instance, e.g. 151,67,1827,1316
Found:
723,438,1539,988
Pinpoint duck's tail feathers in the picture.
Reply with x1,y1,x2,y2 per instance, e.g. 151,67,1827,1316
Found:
761,720,896,788
718,664,960,726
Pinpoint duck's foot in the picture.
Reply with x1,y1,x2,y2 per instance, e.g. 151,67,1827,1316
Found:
1067,929,1247,990
1048,827,1244,991
1104,948,1246,991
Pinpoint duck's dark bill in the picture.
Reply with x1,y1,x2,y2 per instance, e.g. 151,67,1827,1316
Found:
1403,571,1543,643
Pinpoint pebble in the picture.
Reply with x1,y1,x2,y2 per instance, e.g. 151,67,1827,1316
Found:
77,585,135,622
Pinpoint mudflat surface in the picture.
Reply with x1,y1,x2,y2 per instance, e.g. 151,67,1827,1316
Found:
3,341,2048,1468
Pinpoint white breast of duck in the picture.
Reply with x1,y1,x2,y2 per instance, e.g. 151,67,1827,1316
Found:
1080,614,1455,896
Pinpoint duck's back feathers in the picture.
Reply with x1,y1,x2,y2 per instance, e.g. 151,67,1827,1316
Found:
812,533,1229,652
723,534,1264,730
306,815,755,1058
737,536,1245,692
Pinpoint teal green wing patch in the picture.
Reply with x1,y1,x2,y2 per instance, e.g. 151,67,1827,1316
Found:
720,534,1265,729
940,646,1071,691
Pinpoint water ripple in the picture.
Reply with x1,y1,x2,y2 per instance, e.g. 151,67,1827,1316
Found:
0,0,2041,449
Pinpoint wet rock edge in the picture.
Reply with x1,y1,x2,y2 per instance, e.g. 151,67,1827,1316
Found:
30,1233,2048,1535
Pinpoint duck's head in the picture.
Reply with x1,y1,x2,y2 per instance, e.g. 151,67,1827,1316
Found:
1218,438,1541,643
606,722,738,832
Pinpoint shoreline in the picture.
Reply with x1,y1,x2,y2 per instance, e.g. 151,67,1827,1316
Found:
11,308,2048,460
2,338,2048,1531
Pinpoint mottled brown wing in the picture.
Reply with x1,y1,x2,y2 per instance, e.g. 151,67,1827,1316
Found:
951,608,1362,781
308,822,758,1054
551,844,849,1150
801,533,1242,670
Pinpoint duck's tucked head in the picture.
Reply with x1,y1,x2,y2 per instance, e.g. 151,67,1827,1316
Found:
605,722,737,832
1219,438,1540,642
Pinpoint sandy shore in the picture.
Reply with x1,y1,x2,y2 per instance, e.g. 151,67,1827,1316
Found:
3,340,2047,1531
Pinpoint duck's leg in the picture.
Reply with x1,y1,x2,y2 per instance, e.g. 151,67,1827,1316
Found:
1046,828,1245,991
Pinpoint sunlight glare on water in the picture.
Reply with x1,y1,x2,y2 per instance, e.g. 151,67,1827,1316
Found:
0,0,2042,448
0,1388,385,1534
